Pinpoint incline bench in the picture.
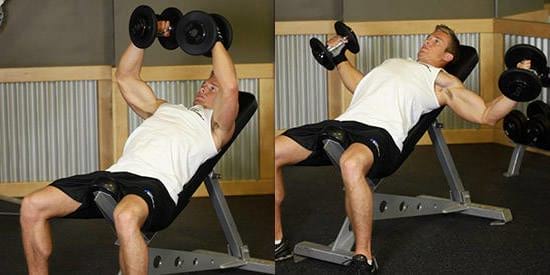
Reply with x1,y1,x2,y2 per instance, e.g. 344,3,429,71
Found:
94,91,274,274
292,45,513,265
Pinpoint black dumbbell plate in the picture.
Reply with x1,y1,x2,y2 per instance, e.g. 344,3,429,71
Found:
498,68,542,102
504,44,548,75
176,10,217,55
129,5,157,49
158,7,183,50
310,38,335,70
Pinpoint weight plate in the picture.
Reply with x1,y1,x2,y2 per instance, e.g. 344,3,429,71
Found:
498,68,542,102
176,10,217,55
504,44,548,75
202,13,233,57
526,100,550,119
334,21,359,54
158,7,183,50
503,110,528,144
310,37,335,70
129,5,157,49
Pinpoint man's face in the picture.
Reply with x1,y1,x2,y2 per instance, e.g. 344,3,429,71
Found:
417,30,454,67
193,73,219,107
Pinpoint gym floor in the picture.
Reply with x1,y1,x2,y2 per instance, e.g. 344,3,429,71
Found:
276,143,550,274
1,143,549,274
0,194,273,274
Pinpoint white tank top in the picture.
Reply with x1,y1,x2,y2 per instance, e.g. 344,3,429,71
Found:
107,103,218,204
336,58,441,151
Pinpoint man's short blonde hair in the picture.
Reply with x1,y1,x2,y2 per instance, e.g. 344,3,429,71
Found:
435,24,460,62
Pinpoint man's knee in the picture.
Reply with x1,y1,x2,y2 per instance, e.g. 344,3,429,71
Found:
274,136,290,168
113,197,148,236
20,192,49,223
339,147,373,184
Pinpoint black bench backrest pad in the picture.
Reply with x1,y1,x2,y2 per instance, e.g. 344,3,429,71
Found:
175,91,257,213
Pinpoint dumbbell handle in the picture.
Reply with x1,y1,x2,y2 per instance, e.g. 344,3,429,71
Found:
326,37,349,56
156,25,173,36
130,17,172,37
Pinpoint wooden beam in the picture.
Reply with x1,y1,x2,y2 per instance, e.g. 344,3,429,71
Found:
259,78,275,180
494,19,550,39
275,20,335,35
275,19,494,36
327,69,343,119
97,80,114,169
0,182,49,197
350,19,494,36
111,72,129,160
479,32,504,130
503,9,549,23
138,63,274,81
0,66,112,83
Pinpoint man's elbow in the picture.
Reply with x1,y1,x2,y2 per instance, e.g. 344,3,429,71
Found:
482,120,497,127
480,115,498,127
114,69,137,86
114,70,127,85
222,82,239,97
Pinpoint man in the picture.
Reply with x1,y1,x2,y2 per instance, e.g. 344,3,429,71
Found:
19,21,238,275
274,25,529,272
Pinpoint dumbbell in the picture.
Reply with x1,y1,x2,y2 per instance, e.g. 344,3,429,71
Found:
525,100,550,149
503,110,529,145
498,44,549,102
176,11,232,56
310,21,359,70
129,5,183,50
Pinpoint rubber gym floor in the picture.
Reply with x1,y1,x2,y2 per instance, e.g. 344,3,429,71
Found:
276,143,550,274
0,194,273,274
1,143,549,274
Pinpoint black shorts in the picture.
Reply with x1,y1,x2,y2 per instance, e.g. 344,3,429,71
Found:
50,171,177,232
282,120,401,179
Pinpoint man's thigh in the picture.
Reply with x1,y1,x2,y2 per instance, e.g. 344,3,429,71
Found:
280,120,334,166
49,171,107,218
113,173,177,232
24,186,82,218
275,135,312,166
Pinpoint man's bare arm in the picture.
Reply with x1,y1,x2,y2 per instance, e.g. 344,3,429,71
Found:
115,44,165,119
336,60,365,93
436,71,517,126
326,35,364,93
211,42,239,143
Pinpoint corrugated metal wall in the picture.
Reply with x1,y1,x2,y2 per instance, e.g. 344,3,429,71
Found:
128,79,259,180
276,34,328,129
0,81,98,181
504,34,549,112
275,33,481,130
356,33,481,129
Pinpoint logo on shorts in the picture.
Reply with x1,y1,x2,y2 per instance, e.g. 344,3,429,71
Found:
368,138,381,158
144,189,155,209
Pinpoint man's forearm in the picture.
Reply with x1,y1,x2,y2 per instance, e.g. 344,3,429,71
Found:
336,61,364,94
484,95,517,125
211,42,238,91
116,44,145,79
